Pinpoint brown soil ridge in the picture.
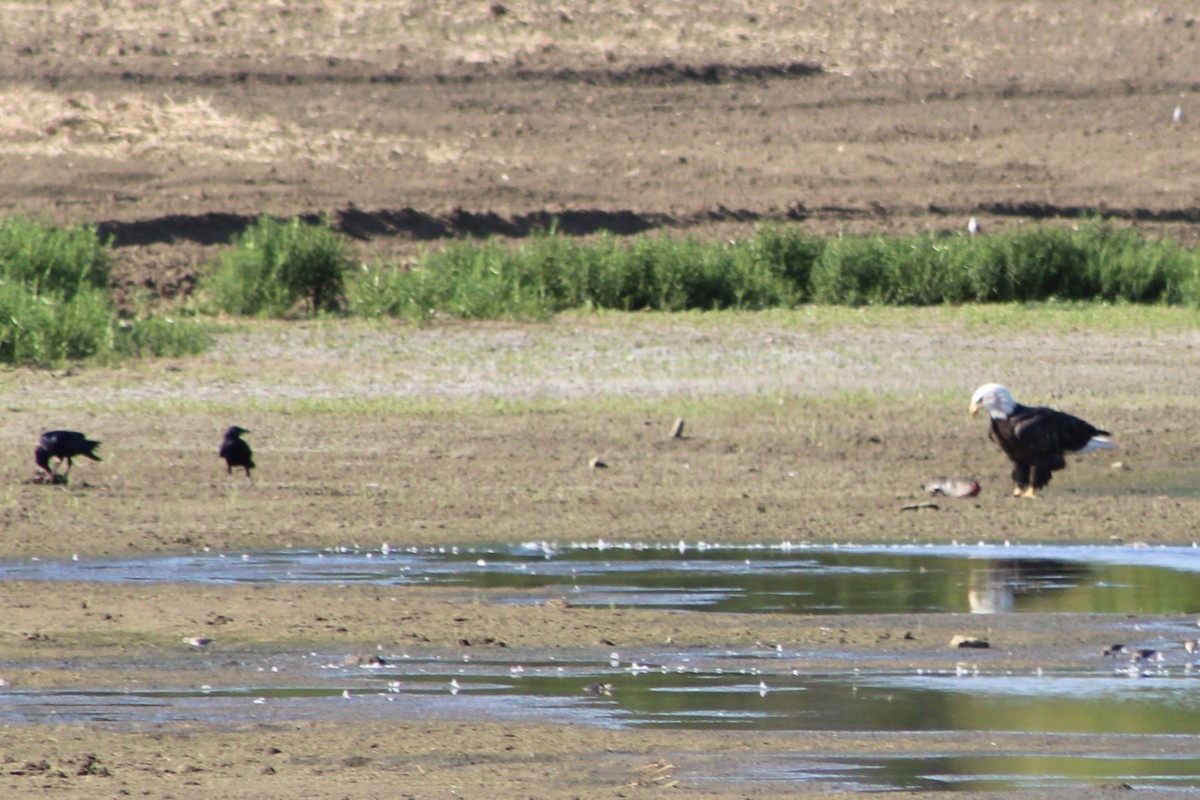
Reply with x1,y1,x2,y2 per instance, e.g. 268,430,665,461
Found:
976,201,1200,224
29,63,1198,107
28,59,825,89
95,202,1200,249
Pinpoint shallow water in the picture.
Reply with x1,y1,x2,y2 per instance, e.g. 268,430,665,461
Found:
5,646,1200,790
715,753,1200,792
9,541,1200,615
12,659,1200,732
7,541,1200,791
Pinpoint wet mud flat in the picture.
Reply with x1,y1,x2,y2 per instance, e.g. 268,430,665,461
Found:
3,544,1200,794
0,309,1198,797
4,719,1188,799
2,625,1199,797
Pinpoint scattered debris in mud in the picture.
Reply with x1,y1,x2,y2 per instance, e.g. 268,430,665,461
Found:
27,472,68,486
922,477,981,498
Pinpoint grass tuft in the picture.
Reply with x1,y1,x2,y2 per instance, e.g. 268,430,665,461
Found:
0,219,211,366
115,315,214,359
347,227,812,319
0,218,110,300
206,215,351,316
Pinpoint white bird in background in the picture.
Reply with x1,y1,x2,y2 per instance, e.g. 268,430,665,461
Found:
967,216,981,235
1173,105,1184,124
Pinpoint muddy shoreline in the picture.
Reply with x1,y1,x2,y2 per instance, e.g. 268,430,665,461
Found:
3,0,1200,795
1,310,1198,796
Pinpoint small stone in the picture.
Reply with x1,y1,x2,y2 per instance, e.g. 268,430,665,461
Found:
670,417,686,439
589,457,608,469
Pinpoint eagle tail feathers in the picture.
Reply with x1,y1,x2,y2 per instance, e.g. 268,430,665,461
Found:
1076,435,1117,454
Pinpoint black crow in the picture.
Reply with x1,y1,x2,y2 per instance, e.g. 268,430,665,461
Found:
35,430,101,477
219,426,255,480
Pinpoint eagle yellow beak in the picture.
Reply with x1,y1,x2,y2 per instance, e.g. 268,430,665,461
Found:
968,402,980,417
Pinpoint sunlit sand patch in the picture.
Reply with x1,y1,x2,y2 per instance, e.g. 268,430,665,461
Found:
0,88,440,166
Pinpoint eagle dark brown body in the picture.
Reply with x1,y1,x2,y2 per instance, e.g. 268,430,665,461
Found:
969,383,1116,498
989,404,1111,495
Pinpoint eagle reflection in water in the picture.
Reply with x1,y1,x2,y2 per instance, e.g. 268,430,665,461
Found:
967,559,1088,614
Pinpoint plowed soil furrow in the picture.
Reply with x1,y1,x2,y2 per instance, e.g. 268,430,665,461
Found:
1,0,1197,270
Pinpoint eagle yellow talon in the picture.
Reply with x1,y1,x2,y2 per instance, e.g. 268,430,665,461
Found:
1012,486,1023,497
1020,487,1039,499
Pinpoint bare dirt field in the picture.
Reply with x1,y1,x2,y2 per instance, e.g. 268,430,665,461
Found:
1,2,1200,798
2,0,1199,286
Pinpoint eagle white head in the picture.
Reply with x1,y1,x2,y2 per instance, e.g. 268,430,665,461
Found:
969,383,1016,419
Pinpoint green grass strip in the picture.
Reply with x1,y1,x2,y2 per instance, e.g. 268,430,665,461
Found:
347,221,1200,318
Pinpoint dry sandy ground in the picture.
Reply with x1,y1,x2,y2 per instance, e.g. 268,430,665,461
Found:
1,0,1200,796
5,309,1200,559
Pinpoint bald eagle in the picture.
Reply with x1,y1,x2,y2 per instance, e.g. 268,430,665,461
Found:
969,384,1116,498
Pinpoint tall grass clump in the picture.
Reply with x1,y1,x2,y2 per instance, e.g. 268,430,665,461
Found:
0,217,110,299
0,219,211,366
347,239,555,320
0,219,118,365
0,286,213,366
808,221,1200,306
1179,260,1200,309
583,232,805,311
1082,224,1191,302
347,227,818,319
810,234,970,305
742,225,824,302
0,281,115,364
809,230,1076,305
208,216,350,316
965,225,1095,301
345,219,1200,318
